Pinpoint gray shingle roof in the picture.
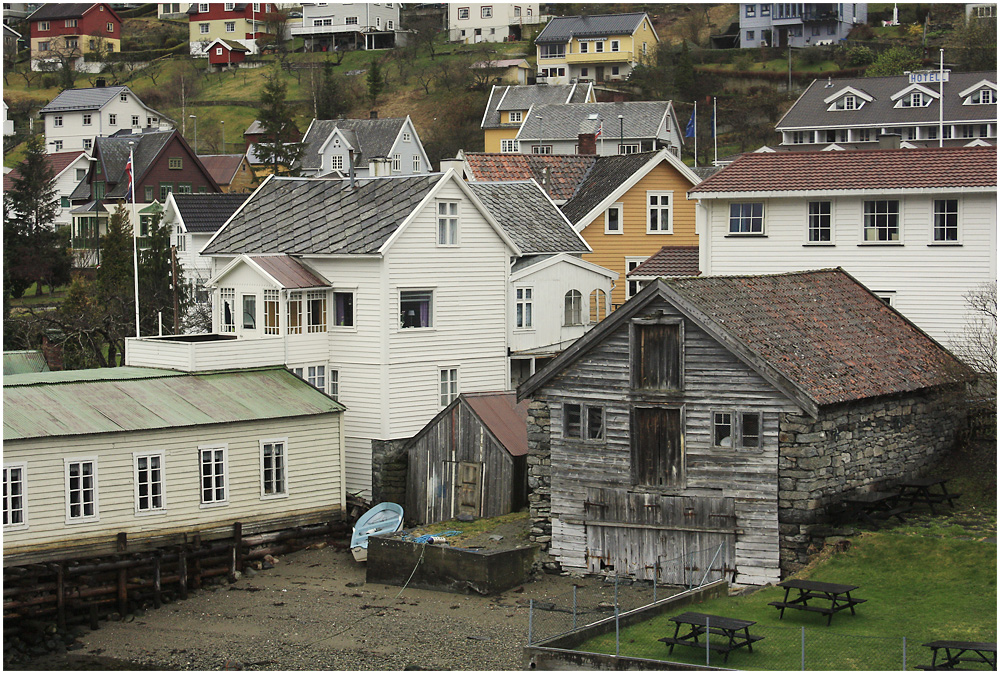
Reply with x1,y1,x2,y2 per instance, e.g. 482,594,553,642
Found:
173,193,250,234
560,151,659,224
202,174,441,256
467,181,588,255
40,86,130,114
300,118,407,171
482,83,592,129
514,101,669,142
535,12,649,43
27,3,96,21
94,131,174,198
777,71,997,130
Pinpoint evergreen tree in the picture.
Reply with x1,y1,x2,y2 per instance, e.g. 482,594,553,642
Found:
957,15,997,72
256,70,305,176
96,201,137,365
8,134,58,236
316,60,348,119
366,58,385,107
138,209,188,336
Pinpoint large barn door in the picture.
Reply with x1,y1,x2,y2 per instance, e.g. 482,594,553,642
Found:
456,462,482,517
584,490,735,584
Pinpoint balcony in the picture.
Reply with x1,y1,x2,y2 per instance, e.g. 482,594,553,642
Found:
802,4,839,22
125,333,286,372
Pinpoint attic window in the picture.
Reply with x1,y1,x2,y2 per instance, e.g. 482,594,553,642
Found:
169,157,182,170
896,92,931,108
966,88,997,105
833,95,859,110
120,93,127,102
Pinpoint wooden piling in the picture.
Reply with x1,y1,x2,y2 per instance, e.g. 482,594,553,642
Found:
153,556,162,609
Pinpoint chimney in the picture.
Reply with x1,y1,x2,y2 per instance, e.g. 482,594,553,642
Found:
369,110,378,120
439,157,465,175
878,133,901,150
577,132,597,155
95,78,106,88
612,92,624,103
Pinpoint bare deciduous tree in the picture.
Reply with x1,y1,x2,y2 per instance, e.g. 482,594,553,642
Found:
950,282,997,396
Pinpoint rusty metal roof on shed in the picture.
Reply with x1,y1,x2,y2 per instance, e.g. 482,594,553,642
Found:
4,366,344,441
464,392,530,458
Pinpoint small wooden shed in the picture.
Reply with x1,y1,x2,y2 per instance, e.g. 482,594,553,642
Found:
406,392,528,524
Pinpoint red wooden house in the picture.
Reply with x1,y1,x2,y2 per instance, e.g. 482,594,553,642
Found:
28,3,122,65
207,38,250,69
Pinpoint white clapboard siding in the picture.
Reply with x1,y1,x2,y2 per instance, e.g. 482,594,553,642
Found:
4,413,344,556
701,192,997,349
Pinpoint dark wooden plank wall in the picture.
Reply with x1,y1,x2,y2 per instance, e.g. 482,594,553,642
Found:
538,297,800,585
406,402,517,525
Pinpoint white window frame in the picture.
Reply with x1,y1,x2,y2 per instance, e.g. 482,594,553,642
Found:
333,289,356,329
439,367,459,407
345,16,358,25
481,5,492,19
224,2,235,10
306,290,328,333
64,458,99,523
199,445,228,508
133,452,166,515
3,463,28,530
260,438,289,499
457,7,469,20
610,39,620,52
412,155,421,173
862,199,901,244
579,40,589,54
216,47,224,56
965,87,997,105
264,289,280,334
531,145,553,154
590,288,608,323
728,202,765,235
402,131,411,142
515,286,533,330
500,139,518,153
82,113,92,126
200,22,210,34
625,256,648,300
53,115,63,127
392,153,401,172
806,200,833,245
132,115,140,127
329,369,339,400
605,202,624,234
931,198,961,245
437,200,459,246
225,21,236,32
509,110,523,123
618,143,640,155
595,40,604,53
109,113,117,126
199,3,209,12
220,287,236,332
400,289,434,329
563,289,583,326
646,191,673,234
39,20,49,30
330,154,344,171
288,291,303,334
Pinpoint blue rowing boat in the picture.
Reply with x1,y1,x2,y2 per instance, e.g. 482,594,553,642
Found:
350,502,404,562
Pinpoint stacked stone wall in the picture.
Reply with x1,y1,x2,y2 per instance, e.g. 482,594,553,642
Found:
372,439,408,506
778,385,966,574
525,399,552,551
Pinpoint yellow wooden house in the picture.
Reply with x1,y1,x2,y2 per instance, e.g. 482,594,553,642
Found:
481,82,595,153
560,149,701,308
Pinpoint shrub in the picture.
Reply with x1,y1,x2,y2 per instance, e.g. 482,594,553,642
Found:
799,48,826,66
847,24,874,40
732,51,755,72
40,74,57,89
846,45,876,67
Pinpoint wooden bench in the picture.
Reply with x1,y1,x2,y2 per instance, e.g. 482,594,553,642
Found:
659,635,765,653
772,579,865,626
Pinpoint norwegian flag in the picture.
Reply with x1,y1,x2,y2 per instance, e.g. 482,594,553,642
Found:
595,120,603,138
123,156,133,201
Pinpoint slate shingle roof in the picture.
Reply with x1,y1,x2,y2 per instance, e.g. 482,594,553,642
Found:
3,151,86,192
27,3,99,21
661,270,973,407
40,86,130,114
249,255,331,289
481,83,592,129
198,154,247,186
202,175,441,255
560,151,659,223
94,131,174,198
300,118,407,171
464,153,597,201
467,181,588,254
172,193,250,234
515,101,669,142
777,71,997,130
690,146,998,194
535,12,648,43
629,246,700,277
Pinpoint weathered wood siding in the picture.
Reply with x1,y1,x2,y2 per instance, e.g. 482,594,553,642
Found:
406,401,524,524
536,296,800,585
3,413,345,558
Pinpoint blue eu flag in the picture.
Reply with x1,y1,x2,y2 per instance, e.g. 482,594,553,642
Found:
685,110,696,138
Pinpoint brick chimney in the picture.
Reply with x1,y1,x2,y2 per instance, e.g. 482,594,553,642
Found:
577,132,597,155
369,110,378,120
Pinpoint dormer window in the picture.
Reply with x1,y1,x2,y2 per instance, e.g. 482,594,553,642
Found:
835,95,858,110
967,87,997,105
897,92,931,108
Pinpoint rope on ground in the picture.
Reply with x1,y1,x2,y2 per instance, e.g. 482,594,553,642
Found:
394,542,426,599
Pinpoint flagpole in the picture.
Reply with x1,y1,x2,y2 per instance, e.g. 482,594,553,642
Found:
693,101,698,168
713,97,718,166
130,141,140,339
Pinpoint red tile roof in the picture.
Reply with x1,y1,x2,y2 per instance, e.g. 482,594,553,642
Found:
690,147,997,194
198,154,245,186
464,153,596,202
3,150,87,191
664,269,973,407
464,392,529,457
628,246,700,277
248,255,330,289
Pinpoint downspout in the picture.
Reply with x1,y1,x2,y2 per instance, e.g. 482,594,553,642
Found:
339,406,348,512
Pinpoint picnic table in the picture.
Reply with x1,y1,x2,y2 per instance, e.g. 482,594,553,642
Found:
918,640,997,670
768,579,866,626
897,477,961,515
844,490,911,529
658,611,764,663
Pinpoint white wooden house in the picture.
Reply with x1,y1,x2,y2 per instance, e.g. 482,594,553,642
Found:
3,366,345,564
39,85,172,154
297,116,432,178
690,146,997,351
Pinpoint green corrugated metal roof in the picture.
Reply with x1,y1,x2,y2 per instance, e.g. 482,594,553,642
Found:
3,351,51,376
4,367,345,441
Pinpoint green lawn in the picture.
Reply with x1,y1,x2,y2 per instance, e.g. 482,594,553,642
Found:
576,533,996,670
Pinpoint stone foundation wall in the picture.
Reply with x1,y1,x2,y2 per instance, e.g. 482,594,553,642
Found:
372,439,408,506
525,399,552,551
778,385,966,574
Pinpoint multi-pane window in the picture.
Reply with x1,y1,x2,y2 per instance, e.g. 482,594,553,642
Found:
261,441,286,497
932,199,959,242
458,7,469,19
39,20,49,30
481,5,492,18
53,115,63,127
329,370,339,400
345,16,358,24
307,291,327,332
745,4,756,16
330,154,344,171
509,111,523,123
834,95,858,110
307,364,326,390
439,368,459,406
264,289,279,334
334,291,354,327
863,200,900,242
200,22,209,33
288,292,302,334
82,114,92,126
242,294,256,329
53,140,63,151
605,203,623,233
65,459,98,521
626,257,646,300
968,88,997,105
618,143,640,154
200,446,227,505
611,39,620,52
132,115,140,127
899,92,929,108
807,201,832,243
713,411,762,449
564,289,582,326
590,289,608,323
413,155,421,172
392,154,401,172
647,192,672,233
109,114,117,125
169,157,182,169
225,21,236,32
3,464,26,528
729,202,764,234
220,288,236,332
515,287,532,328
134,454,164,513
437,201,458,245
531,145,553,154
500,139,517,153
562,403,604,441
401,290,432,328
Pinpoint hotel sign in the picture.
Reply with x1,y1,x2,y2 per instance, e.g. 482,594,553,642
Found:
908,70,950,84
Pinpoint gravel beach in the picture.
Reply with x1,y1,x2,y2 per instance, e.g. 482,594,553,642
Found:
14,539,675,671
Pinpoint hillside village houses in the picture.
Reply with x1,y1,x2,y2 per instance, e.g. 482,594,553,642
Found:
447,2,542,44
291,2,400,52
297,115,432,178
39,85,173,154
27,2,122,71
187,2,277,57
534,12,659,85
774,70,997,150
738,2,867,49
481,82,596,153
3,150,92,231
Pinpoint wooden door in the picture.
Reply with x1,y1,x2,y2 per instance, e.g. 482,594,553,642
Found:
456,462,482,517
631,406,683,488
